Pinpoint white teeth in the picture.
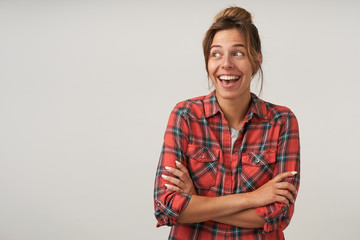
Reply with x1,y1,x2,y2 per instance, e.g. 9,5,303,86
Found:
219,75,240,80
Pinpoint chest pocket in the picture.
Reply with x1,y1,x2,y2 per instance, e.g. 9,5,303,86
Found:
241,150,276,191
186,144,220,190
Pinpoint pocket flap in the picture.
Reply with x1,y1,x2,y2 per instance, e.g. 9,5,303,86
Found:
186,144,220,162
242,150,276,165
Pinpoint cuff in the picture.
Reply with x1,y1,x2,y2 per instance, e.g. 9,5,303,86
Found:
255,202,290,234
155,193,191,227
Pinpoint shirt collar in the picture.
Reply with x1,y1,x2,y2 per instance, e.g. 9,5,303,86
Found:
204,91,268,120
204,91,220,118
247,92,268,120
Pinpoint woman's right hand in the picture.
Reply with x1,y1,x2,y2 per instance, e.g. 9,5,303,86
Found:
162,161,197,196
248,171,298,207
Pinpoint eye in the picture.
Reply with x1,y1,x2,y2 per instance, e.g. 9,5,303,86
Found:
234,51,244,56
212,52,221,57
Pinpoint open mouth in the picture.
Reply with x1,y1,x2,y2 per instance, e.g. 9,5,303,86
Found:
218,75,241,85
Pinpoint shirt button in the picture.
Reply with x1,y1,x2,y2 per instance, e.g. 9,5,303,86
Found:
234,150,239,154
200,154,204,158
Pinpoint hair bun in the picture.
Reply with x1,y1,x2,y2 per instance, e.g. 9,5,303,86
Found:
214,6,253,24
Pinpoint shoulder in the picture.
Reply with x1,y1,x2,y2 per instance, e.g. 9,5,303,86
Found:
171,95,207,120
257,97,297,123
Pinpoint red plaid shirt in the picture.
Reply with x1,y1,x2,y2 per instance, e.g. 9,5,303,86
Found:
154,91,300,240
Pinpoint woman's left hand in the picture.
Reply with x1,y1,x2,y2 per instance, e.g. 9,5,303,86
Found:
162,161,197,195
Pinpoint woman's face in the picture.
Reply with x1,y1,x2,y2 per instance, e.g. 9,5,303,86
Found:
208,28,254,102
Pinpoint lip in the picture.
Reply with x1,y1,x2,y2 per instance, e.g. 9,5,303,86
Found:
217,75,242,89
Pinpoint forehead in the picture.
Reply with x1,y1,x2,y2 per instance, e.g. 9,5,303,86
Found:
211,28,245,47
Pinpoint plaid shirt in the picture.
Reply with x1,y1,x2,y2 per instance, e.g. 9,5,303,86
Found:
154,91,300,240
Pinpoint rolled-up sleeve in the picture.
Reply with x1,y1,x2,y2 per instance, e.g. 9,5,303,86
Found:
255,110,300,236
154,103,192,227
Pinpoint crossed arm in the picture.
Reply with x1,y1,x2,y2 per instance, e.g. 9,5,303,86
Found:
162,161,297,228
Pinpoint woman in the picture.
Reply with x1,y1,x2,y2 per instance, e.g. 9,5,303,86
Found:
154,6,300,240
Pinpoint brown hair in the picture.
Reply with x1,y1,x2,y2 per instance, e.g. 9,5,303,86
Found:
203,6,263,92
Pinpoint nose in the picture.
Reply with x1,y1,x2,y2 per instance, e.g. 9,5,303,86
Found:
222,54,233,69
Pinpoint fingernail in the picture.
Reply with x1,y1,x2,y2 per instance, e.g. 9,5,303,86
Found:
165,184,170,188
161,175,168,179
291,171,297,175
175,161,181,166
165,166,171,171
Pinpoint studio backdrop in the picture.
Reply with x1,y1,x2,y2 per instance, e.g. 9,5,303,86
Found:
0,0,359,239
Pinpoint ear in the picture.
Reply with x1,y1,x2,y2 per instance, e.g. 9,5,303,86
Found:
252,53,262,75
257,53,262,65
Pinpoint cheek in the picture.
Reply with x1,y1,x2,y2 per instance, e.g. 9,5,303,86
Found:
239,62,254,76
210,76,217,86
207,74,217,86
207,66,217,82
207,61,217,76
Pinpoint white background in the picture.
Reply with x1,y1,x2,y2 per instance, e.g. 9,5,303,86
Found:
1,0,359,239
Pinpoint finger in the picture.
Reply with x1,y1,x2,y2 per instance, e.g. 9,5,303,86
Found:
277,196,290,206
175,161,190,176
277,189,294,204
273,171,297,183
165,183,183,193
277,182,298,195
162,174,184,188
165,166,186,181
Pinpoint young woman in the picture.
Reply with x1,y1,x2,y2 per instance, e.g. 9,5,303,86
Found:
154,6,300,240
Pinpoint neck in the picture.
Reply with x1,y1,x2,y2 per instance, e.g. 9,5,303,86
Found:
216,92,251,130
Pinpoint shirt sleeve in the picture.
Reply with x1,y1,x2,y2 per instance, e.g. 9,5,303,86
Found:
255,110,300,235
154,103,192,227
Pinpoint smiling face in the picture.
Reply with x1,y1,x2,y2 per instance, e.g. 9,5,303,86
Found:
208,28,255,103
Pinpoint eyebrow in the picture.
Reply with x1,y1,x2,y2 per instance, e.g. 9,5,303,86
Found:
210,44,246,49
